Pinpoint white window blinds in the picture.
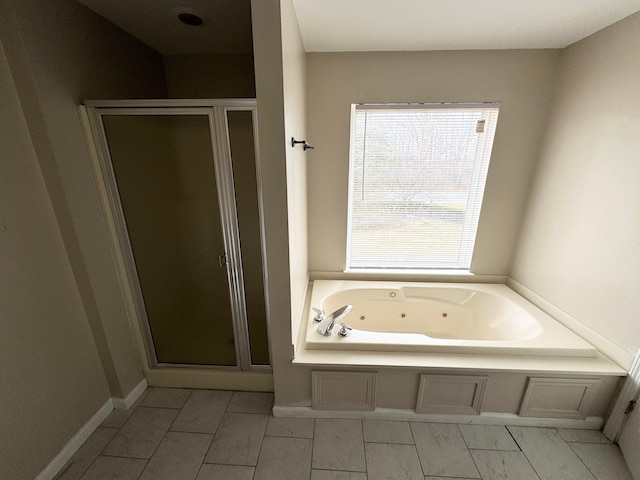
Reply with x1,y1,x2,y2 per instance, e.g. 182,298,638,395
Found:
346,103,500,270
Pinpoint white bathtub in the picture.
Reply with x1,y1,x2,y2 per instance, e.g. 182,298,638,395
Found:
305,280,598,357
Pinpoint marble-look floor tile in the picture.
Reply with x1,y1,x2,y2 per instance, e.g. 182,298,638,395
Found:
424,477,476,480
365,443,423,480
171,390,232,434
101,389,149,428
470,450,539,480
139,431,212,480
204,412,268,466
311,471,367,480
100,409,137,430
265,416,314,438
79,456,146,480
313,419,366,472
55,427,118,480
195,464,255,480
458,424,519,450
559,428,612,444
569,442,633,480
508,426,596,480
102,406,178,459
141,387,191,409
254,436,313,480
363,420,414,444
227,391,274,414
410,423,479,478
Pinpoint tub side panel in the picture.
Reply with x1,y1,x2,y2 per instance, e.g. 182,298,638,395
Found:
375,369,620,417
376,370,422,410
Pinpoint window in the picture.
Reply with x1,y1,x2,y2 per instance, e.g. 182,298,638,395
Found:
346,103,500,271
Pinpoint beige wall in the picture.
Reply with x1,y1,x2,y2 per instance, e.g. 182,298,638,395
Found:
1,1,169,475
164,54,256,98
252,0,314,405
281,0,310,344
306,50,561,275
511,13,640,358
251,0,292,402
0,38,110,480
1,0,168,399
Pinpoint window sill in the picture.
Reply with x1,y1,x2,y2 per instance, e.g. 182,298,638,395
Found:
308,269,509,284
343,268,474,276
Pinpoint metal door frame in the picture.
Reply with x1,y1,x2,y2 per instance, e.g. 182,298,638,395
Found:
82,99,270,371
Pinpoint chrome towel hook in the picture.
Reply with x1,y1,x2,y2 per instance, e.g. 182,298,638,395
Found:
291,137,314,151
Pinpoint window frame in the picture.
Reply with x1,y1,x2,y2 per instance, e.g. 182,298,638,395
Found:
345,102,500,272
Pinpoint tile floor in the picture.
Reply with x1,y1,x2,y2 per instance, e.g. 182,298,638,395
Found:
55,388,633,480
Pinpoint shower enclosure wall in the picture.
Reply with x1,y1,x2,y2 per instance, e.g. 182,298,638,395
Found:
83,100,269,375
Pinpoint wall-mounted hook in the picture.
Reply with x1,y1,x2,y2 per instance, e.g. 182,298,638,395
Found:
291,137,314,151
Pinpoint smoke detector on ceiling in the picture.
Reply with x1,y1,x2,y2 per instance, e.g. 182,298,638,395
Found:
171,7,205,26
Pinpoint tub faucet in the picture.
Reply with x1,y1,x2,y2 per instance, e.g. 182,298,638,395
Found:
317,304,353,336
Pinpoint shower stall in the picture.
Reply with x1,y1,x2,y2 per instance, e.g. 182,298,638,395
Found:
83,100,270,376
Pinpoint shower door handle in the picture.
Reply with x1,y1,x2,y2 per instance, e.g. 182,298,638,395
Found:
218,252,229,267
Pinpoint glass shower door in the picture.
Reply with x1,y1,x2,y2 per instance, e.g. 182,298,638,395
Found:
101,113,236,366
226,110,270,366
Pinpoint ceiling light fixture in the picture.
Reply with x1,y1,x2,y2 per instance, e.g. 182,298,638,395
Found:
178,12,202,26
171,7,205,27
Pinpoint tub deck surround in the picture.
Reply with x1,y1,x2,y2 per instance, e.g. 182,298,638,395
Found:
291,280,625,427
293,348,625,375
296,280,625,375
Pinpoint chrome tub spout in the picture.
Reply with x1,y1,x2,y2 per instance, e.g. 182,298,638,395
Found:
317,304,353,336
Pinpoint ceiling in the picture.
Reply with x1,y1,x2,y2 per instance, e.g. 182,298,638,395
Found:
294,0,640,52
78,0,253,55
78,0,640,55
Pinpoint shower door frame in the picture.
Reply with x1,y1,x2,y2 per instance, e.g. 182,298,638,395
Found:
82,99,270,372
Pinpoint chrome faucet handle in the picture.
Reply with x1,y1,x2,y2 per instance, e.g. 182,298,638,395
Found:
312,307,325,322
338,323,353,337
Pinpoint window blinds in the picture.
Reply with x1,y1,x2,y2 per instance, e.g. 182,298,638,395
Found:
346,103,500,270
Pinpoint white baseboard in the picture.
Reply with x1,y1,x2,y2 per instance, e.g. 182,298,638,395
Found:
272,405,603,430
35,379,148,480
34,399,113,480
111,378,148,410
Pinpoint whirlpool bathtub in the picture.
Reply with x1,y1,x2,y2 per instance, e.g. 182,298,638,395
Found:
304,281,598,357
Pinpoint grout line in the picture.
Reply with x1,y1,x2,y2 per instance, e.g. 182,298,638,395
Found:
193,461,205,480
506,425,524,452
310,418,316,473
134,459,149,480
195,432,216,480
305,423,312,480
456,423,482,479
408,421,426,477
127,411,178,478
467,447,526,451
508,426,544,480
457,423,471,450
99,453,154,460
252,409,269,473
565,440,601,480
360,418,367,475
139,387,193,410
